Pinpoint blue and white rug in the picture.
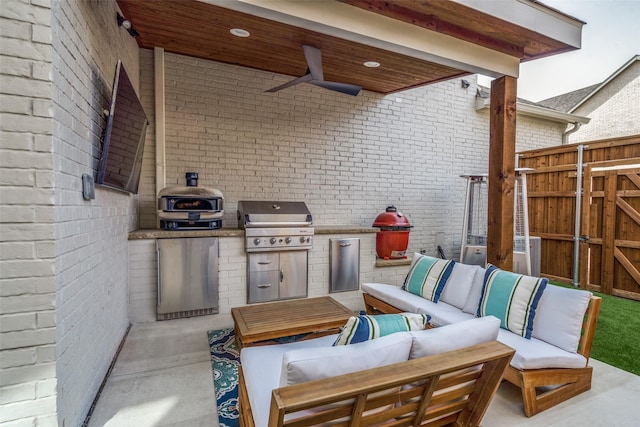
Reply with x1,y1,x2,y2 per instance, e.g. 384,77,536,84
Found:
208,328,240,427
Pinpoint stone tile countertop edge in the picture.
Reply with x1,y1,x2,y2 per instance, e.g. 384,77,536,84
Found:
128,226,379,240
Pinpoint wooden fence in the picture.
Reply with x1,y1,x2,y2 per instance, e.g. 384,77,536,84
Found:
517,135,640,300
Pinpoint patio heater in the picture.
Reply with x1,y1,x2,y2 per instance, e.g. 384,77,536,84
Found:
459,169,539,275
460,174,488,266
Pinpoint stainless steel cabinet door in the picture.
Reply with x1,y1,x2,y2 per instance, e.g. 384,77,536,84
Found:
279,251,308,300
330,238,360,292
157,237,219,314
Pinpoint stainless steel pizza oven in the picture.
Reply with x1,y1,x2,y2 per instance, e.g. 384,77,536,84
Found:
237,201,313,303
158,172,224,230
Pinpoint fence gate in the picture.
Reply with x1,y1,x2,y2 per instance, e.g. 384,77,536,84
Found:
580,163,640,300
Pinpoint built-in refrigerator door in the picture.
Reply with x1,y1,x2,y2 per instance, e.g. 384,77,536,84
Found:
157,237,219,316
330,238,360,292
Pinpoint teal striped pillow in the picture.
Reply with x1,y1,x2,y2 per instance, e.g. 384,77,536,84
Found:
333,313,430,346
403,255,454,302
478,264,548,339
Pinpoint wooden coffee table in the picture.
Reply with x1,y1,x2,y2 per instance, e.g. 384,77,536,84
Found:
231,296,354,350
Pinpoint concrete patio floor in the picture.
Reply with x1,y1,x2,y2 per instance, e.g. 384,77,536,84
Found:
87,316,640,427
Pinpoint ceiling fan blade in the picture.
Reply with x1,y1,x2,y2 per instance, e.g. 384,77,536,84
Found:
310,80,362,96
302,45,324,81
265,73,312,92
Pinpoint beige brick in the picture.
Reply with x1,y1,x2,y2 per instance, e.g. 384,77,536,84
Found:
0,382,36,404
35,378,56,398
32,99,51,118
0,277,36,297
0,131,33,150
0,293,54,316
35,345,55,363
0,241,34,259
0,328,55,351
0,0,51,26
31,61,50,81
0,95,30,115
0,394,56,423
0,113,51,134
0,56,31,77
0,259,54,279
0,37,50,63
35,241,54,258
0,188,54,206
35,310,54,328
0,169,36,186
33,134,51,152
0,313,36,333
0,18,30,40
31,24,50,44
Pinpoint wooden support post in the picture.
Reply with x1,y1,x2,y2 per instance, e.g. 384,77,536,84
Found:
487,76,517,271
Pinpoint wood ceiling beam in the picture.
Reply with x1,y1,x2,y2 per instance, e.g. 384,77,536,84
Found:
203,0,521,78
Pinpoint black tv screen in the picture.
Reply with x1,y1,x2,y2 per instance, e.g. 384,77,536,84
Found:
97,60,148,194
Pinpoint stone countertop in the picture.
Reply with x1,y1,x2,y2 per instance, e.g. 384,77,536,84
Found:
129,226,378,240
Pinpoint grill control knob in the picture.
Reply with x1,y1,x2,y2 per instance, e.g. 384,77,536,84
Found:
253,238,261,245
270,237,277,245
285,237,292,244
300,237,306,243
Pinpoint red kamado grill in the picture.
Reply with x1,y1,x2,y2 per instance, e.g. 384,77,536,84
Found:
373,206,412,259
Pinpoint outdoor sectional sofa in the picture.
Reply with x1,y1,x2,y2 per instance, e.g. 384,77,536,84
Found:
362,253,602,417
238,315,515,427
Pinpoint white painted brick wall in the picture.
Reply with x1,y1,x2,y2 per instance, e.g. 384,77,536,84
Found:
47,0,141,424
0,0,56,424
569,60,640,143
140,54,564,260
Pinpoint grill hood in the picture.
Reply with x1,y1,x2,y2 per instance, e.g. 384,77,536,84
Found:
237,201,312,228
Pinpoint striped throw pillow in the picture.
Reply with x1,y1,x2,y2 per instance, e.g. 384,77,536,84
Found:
403,255,454,302
333,313,430,346
477,264,548,339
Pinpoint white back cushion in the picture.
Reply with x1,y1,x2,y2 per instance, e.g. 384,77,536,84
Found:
280,331,412,386
532,284,593,353
462,267,487,314
439,262,480,309
408,316,500,359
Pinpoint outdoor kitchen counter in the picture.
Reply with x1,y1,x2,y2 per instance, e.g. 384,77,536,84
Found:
128,226,377,240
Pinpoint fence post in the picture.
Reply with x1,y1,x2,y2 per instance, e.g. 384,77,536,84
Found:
573,145,585,287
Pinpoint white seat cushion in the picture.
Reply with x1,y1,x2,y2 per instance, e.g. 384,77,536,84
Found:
497,329,587,370
532,284,593,353
409,316,500,359
240,334,337,427
281,331,413,386
362,282,436,313
439,262,480,309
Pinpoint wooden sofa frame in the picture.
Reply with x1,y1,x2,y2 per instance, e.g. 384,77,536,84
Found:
238,340,515,427
363,292,602,417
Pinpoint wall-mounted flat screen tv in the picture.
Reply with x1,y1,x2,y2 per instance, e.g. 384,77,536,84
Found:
96,60,148,194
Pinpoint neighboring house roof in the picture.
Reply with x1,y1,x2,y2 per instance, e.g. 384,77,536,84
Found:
476,85,590,124
537,84,600,112
538,54,640,113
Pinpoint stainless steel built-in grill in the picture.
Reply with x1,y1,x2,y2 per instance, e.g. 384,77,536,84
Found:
237,201,314,303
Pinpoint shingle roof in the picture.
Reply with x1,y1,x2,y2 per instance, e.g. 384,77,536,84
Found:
537,83,600,112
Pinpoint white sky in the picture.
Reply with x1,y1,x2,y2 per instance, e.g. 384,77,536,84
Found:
478,0,640,102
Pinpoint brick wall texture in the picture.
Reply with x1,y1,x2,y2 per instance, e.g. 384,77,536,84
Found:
1,0,568,424
138,52,566,260
569,60,640,143
1,0,139,425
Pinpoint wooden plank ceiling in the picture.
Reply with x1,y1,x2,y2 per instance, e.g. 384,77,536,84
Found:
117,0,578,94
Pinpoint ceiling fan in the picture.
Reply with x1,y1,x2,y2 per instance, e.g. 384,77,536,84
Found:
266,45,362,96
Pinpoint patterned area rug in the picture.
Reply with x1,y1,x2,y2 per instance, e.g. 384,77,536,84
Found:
208,328,240,427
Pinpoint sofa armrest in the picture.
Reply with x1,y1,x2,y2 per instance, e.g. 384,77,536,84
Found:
578,295,602,359
266,341,514,427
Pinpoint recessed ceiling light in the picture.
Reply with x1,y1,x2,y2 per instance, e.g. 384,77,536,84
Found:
230,28,250,37
364,61,380,68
